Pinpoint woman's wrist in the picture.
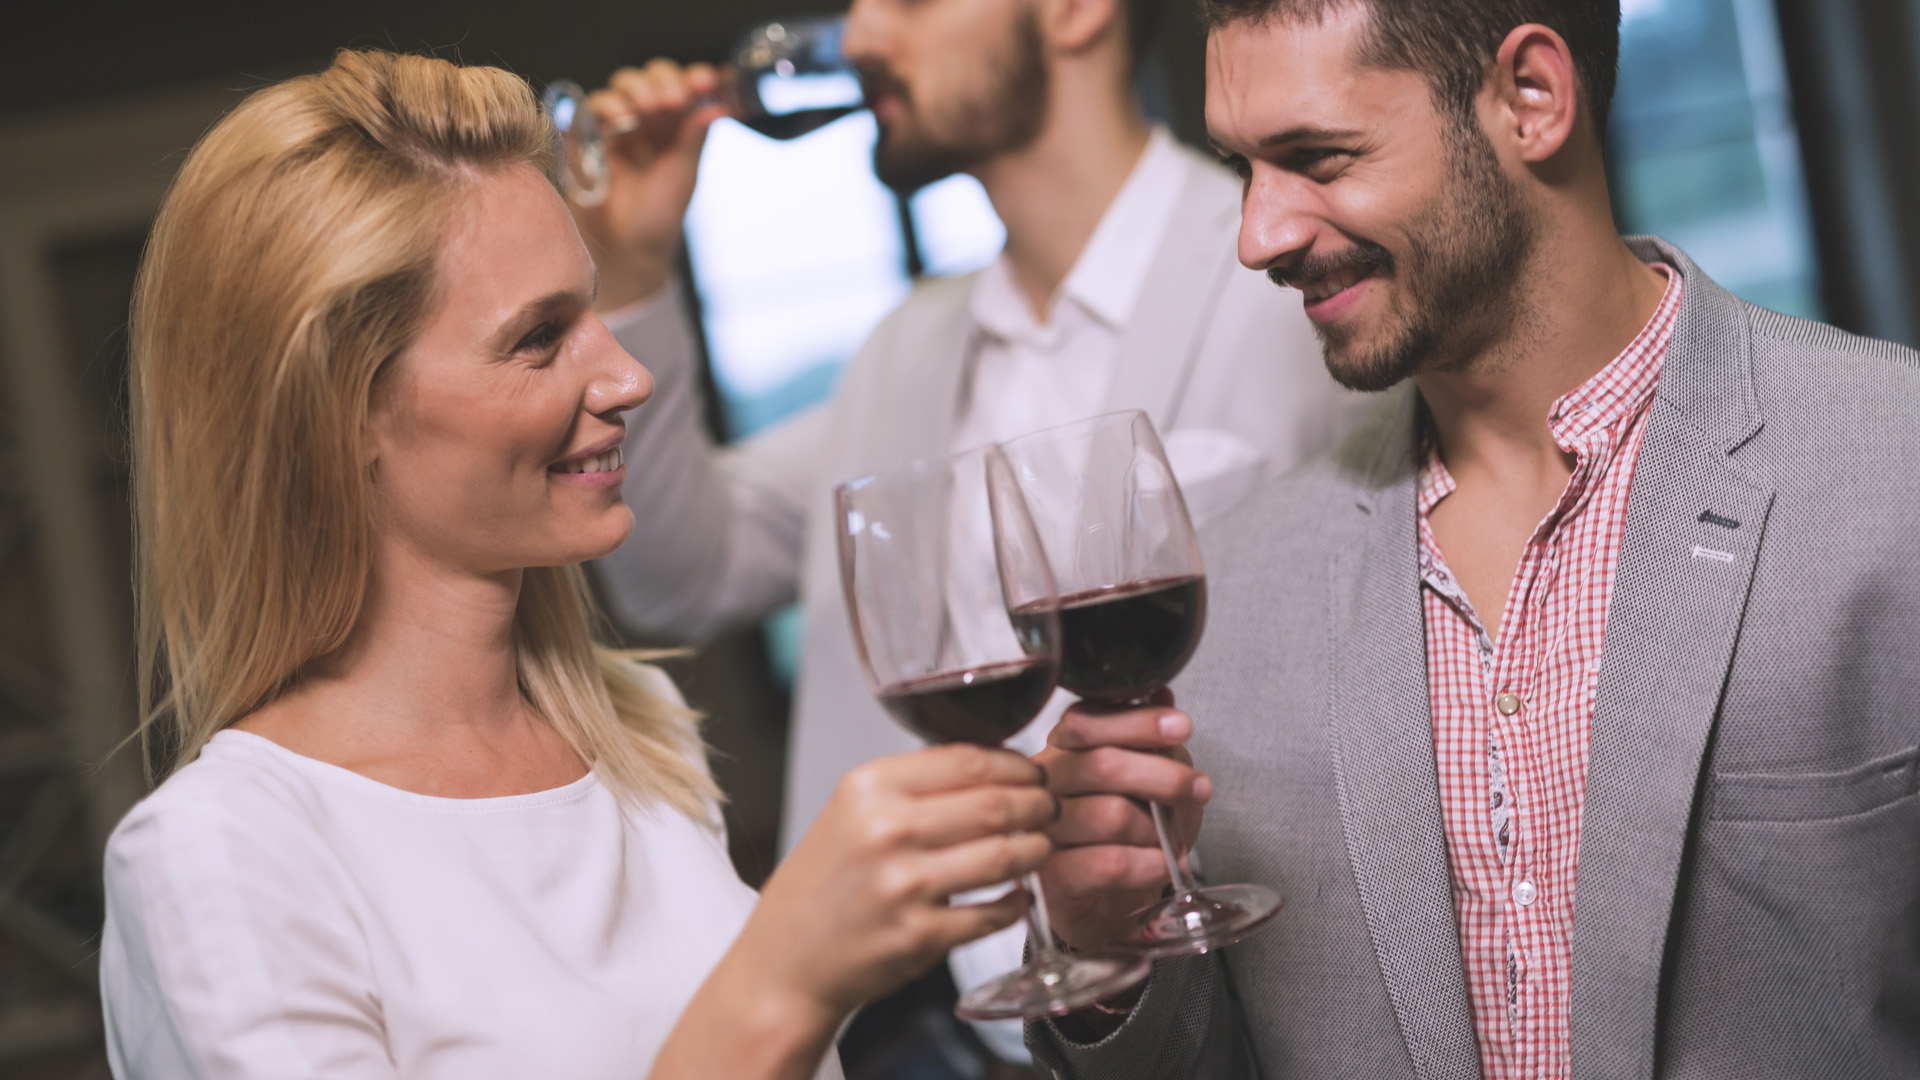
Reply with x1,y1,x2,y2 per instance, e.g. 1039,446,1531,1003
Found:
652,949,842,1080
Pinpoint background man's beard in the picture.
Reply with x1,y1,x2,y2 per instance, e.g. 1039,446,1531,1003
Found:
867,10,1050,191
1315,125,1537,393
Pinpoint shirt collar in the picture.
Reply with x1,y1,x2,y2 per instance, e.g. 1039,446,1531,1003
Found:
1546,262,1682,449
1418,261,1684,516
969,126,1189,344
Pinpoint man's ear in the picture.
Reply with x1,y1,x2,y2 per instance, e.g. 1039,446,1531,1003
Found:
1038,0,1126,55
1487,23,1582,165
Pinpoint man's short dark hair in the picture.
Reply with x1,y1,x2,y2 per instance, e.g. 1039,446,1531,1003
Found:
1196,0,1622,135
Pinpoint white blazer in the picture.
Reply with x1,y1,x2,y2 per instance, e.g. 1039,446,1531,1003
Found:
596,142,1369,851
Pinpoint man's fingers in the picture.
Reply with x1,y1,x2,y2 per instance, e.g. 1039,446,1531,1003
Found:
1049,706,1192,753
1042,843,1171,898
1048,746,1211,805
1049,793,1160,848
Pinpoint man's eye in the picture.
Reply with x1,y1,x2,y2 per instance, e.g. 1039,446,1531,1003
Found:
1219,153,1251,182
1292,149,1351,178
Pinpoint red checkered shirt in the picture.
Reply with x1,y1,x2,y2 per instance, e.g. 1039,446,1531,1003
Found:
1417,266,1682,1080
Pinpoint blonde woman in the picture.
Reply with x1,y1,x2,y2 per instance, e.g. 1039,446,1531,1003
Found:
101,49,1055,1080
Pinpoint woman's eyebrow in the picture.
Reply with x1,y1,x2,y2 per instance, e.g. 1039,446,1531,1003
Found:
489,286,590,351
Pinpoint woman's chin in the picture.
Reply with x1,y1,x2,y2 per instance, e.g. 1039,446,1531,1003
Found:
544,507,635,566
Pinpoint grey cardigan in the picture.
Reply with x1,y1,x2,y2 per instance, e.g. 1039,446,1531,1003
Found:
1031,237,1920,1080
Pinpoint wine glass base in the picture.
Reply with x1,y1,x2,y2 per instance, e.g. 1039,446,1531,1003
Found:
1129,883,1284,959
954,951,1152,1022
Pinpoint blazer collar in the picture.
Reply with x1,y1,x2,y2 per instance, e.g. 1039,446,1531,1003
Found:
1626,235,1765,453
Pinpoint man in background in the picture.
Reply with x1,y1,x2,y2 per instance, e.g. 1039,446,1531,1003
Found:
572,0,1361,1062
1030,1,1920,1076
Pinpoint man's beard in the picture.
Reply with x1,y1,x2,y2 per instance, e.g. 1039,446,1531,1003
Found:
861,8,1050,191
1275,121,1538,393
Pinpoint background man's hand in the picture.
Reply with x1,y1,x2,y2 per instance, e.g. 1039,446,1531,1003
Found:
1035,692,1212,952
572,60,729,311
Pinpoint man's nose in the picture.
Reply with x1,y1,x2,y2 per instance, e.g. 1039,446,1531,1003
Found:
841,0,888,64
1237,166,1318,274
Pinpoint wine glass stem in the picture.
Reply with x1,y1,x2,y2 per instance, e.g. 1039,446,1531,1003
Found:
1149,801,1195,896
1024,872,1063,960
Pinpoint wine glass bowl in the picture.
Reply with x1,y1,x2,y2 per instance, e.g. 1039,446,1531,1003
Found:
998,411,1284,958
543,15,862,206
835,450,1151,1020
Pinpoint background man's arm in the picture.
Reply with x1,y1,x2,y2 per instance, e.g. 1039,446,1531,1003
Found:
595,287,819,643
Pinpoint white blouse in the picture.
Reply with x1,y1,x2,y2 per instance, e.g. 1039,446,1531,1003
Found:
100,676,842,1080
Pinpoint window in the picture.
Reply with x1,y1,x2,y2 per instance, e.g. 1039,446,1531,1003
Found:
1609,0,1822,318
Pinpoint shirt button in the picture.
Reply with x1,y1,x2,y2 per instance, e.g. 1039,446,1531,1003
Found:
1495,692,1522,716
1513,879,1538,907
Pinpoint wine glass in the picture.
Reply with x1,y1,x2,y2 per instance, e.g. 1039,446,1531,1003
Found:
835,449,1151,1020
543,15,861,206
997,411,1283,957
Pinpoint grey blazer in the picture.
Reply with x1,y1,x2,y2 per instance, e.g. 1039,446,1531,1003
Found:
1030,238,1920,1080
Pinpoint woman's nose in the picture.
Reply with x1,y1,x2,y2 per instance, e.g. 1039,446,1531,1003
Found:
584,321,653,416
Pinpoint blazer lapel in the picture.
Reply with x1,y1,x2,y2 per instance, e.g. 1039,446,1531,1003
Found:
1327,390,1486,1080
862,274,979,476
1567,240,1774,1080
1103,152,1241,424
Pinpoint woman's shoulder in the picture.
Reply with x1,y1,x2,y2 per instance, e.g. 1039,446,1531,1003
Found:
106,730,344,884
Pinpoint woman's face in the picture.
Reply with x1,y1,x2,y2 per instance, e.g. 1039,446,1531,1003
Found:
367,165,650,576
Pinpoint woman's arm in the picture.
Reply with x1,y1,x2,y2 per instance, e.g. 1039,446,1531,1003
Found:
648,744,1057,1079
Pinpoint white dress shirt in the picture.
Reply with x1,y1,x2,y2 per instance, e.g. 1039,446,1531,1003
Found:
948,127,1189,455
99,670,842,1080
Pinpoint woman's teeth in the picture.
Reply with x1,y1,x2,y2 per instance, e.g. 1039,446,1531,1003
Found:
555,447,623,474
1301,267,1367,303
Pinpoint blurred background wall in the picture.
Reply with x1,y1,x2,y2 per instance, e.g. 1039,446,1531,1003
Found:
0,1,1915,1077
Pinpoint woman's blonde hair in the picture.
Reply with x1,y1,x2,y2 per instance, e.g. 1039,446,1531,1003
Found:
130,49,716,817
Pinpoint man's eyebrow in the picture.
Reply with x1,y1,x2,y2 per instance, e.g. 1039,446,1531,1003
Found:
1257,124,1366,148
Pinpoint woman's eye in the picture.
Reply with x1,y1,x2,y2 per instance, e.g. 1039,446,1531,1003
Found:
514,321,563,355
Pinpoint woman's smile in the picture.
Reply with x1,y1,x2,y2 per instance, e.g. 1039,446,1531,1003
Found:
550,431,627,489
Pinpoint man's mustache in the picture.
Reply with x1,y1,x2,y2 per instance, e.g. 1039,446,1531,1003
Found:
1267,242,1393,291
856,64,911,110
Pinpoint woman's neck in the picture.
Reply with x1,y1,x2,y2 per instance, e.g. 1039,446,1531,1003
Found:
236,541,589,797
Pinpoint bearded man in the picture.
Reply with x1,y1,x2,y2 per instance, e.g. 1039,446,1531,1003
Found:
1030,1,1920,1077
570,0,1362,1063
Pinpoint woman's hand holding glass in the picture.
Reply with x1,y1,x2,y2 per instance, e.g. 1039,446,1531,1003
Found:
725,744,1056,1027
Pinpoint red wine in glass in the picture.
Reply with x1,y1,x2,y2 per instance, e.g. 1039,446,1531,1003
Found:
880,659,1059,747
836,448,1151,1020
1053,575,1208,704
1000,411,1283,959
